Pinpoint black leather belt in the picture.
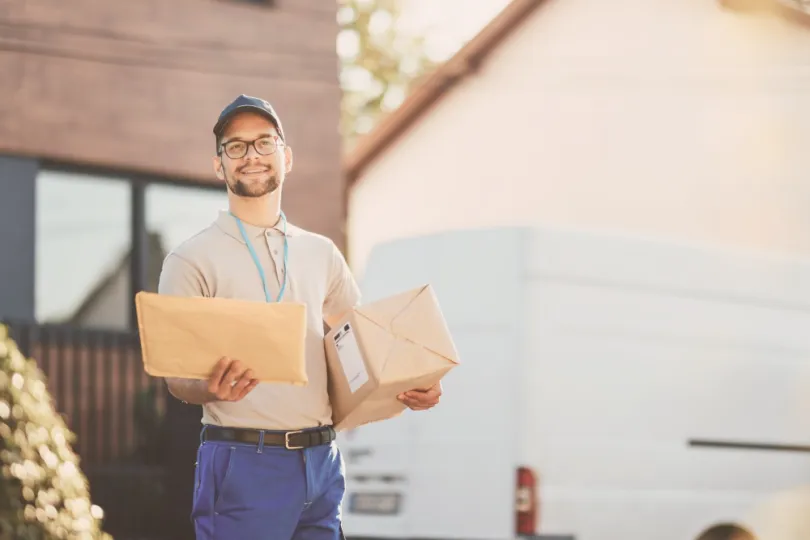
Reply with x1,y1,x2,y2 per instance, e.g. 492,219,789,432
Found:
202,425,336,450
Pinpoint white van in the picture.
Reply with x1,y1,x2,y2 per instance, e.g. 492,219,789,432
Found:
338,226,810,540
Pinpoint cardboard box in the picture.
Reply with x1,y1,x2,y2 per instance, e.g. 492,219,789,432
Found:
135,291,308,385
324,284,460,431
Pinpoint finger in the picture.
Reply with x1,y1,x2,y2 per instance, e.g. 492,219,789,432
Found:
236,379,259,401
401,398,430,411
215,361,247,400
399,395,433,409
208,357,233,394
406,383,441,396
230,369,255,398
222,360,248,390
405,389,432,398
412,393,440,407
422,382,443,398
405,389,440,402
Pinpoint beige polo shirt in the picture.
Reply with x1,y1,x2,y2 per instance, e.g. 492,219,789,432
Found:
157,210,361,431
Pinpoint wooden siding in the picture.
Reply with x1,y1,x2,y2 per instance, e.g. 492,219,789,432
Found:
0,0,346,245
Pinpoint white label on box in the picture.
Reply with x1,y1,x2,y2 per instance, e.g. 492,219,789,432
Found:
334,322,369,393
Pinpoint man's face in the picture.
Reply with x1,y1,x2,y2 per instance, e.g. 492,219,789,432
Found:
213,112,292,197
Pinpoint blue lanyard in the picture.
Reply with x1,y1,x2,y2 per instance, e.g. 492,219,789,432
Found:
232,211,289,303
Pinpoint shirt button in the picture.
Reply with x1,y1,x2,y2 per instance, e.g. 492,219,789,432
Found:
273,249,279,255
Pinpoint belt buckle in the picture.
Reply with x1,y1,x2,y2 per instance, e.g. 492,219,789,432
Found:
284,430,304,450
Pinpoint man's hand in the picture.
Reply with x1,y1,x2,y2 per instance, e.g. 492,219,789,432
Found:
165,357,260,405
397,382,442,411
207,357,259,402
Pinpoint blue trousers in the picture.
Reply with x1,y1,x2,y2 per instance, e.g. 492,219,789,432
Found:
191,426,346,539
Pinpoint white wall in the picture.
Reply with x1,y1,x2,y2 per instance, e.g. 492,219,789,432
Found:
348,0,810,276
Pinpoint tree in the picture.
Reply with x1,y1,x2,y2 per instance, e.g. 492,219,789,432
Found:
0,324,112,540
337,0,439,148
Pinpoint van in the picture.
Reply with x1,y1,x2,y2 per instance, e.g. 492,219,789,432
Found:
339,226,810,540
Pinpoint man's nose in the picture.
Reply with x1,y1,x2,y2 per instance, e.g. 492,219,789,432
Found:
245,143,262,159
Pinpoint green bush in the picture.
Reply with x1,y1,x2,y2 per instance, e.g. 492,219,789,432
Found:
0,324,112,540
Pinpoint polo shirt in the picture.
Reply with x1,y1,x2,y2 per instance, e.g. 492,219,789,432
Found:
157,210,361,431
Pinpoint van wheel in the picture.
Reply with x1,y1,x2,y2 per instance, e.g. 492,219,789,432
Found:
696,523,756,540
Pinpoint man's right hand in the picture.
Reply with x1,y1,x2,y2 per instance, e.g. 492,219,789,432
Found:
207,357,259,402
165,357,260,405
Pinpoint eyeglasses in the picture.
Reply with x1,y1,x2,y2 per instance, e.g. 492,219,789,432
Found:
219,135,284,159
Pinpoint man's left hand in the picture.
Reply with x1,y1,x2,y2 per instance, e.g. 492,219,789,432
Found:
397,382,442,411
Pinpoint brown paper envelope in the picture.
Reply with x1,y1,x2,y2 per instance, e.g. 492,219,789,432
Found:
349,314,395,378
388,286,459,362
326,284,461,431
334,369,450,431
356,285,460,364
332,331,453,431
374,337,451,386
135,291,308,385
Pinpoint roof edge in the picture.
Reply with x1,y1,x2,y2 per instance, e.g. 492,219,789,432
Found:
718,0,810,26
343,0,548,184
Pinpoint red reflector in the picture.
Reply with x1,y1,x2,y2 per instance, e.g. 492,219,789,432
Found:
515,466,537,535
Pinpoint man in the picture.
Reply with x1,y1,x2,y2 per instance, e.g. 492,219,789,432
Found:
158,94,442,540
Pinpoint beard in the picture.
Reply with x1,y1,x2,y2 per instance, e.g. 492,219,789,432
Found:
225,167,280,198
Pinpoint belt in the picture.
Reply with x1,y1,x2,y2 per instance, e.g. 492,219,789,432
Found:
202,424,336,450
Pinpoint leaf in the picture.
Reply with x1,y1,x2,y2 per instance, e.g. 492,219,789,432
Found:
338,0,439,148
0,325,113,539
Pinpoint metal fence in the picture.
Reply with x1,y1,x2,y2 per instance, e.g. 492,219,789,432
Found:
3,319,193,539
6,320,168,466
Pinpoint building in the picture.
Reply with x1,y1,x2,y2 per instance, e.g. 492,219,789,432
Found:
344,0,810,276
0,0,346,330
0,2,346,538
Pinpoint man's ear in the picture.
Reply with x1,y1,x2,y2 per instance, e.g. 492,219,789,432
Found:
212,156,225,181
284,146,294,174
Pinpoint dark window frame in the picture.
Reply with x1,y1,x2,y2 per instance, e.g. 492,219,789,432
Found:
37,159,222,330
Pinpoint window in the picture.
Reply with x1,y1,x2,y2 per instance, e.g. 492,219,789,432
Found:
34,172,227,329
144,182,228,291
35,170,131,329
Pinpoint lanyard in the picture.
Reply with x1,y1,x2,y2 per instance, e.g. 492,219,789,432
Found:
232,211,289,303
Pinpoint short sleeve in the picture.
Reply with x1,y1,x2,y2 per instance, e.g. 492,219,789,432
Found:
323,242,361,321
158,253,209,297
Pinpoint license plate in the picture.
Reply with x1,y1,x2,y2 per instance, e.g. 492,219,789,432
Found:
347,492,402,515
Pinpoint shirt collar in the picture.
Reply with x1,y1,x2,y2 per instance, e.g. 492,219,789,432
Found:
214,210,299,243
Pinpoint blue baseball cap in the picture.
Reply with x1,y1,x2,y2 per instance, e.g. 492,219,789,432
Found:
213,94,286,148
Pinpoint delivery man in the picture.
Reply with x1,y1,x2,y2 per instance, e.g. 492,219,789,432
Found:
158,94,442,540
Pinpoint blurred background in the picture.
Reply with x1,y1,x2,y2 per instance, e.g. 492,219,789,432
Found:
3,0,810,539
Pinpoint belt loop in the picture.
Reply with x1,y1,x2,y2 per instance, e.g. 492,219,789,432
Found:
257,430,265,454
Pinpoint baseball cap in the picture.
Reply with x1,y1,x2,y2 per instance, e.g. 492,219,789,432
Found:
213,94,286,149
